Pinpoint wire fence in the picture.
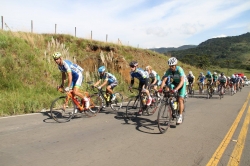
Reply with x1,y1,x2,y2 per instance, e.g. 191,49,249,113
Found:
1,15,139,47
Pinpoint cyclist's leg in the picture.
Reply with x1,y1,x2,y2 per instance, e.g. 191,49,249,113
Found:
72,75,89,108
177,82,186,123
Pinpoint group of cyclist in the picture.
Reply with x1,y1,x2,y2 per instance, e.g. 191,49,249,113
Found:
191,71,245,95
52,51,245,124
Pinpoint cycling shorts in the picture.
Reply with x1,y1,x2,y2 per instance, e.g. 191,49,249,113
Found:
70,73,83,89
167,82,186,98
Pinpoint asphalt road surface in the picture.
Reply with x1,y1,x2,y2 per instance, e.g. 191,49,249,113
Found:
0,87,250,166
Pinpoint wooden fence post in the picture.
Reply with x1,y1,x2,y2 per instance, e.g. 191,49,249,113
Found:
75,27,76,37
31,20,33,33
91,31,92,40
55,24,57,34
1,16,3,30
106,34,108,42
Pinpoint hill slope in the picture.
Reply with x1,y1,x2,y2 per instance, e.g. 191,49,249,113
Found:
169,32,250,69
149,45,197,53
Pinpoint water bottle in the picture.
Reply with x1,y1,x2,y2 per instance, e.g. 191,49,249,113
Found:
106,94,110,101
142,97,146,105
170,99,174,109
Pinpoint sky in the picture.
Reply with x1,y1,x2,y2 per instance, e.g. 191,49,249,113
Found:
1,0,250,49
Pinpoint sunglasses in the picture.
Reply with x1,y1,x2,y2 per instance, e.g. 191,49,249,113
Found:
130,66,135,68
54,58,60,60
169,65,175,68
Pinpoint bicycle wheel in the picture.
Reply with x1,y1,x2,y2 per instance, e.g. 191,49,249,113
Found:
110,92,123,111
157,102,171,134
126,96,140,119
50,96,76,123
85,94,102,117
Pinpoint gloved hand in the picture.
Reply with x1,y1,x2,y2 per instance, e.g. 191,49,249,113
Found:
65,87,70,92
97,86,102,90
171,89,177,93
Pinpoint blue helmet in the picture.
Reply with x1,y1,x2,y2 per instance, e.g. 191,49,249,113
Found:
207,71,211,75
98,66,105,73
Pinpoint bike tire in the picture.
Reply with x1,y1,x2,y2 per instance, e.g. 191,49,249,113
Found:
85,94,102,117
146,90,161,115
126,96,140,119
50,96,76,123
110,92,123,112
157,102,171,134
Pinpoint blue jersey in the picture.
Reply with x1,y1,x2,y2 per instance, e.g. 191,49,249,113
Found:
58,60,83,79
100,72,117,84
198,75,205,83
130,68,149,82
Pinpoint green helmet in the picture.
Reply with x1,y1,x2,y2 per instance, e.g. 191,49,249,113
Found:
52,52,62,59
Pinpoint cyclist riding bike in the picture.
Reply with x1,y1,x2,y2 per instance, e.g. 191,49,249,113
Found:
218,73,227,94
52,52,90,108
235,74,240,91
187,71,195,94
93,66,118,101
230,74,237,94
158,57,186,124
145,65,162,97
197,72,205,94
212,72,218,88
205,71,214,92
129,61,152,110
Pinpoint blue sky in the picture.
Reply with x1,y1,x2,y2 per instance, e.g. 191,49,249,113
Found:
1,0,250,48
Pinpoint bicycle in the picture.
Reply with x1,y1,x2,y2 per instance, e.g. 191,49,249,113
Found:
187,83,194,97
125,87,160,119
198,82,204,94
50,84,102,123
206,82,214,99
157,90,185,134
92,86,123,112
218,83,225,99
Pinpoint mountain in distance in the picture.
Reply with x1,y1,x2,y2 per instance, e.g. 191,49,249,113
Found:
148,45,197,53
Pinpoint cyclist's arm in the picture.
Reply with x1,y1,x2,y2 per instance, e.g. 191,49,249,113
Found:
99,79,108,88
160,76,168,90
61,72,67,87
66,71,72,88
130,78,135,87
175,76,184,91
93,79,101,87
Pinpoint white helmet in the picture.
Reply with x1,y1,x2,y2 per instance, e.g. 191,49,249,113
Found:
168,57,178,66
214,72,217,74
231,74,235,78
189,71,192,74
235,74,238,77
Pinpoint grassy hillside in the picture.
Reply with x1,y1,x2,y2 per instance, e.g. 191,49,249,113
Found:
169,32,250,70
0,30,249,116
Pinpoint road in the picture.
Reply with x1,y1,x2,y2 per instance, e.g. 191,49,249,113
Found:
0,87,250,166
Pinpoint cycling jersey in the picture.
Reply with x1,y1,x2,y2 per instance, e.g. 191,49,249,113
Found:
205,74,213,81
58,60,84,88
187,74,195,83
230,78,237,84
163,66,186,98
218,76,227,83
148,70,161,82
58,60,83,77
198,75,205,83
99,72,117,85
130,68,149,82
212,74,218,81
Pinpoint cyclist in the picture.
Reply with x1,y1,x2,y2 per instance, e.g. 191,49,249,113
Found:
93,66,118,101
230,74,237,94
145,65,161,97
187,71,195,94
235,74,240,91
205,71,214,93
158,57,186,124
129,61,152,112
197,72,205,94
217,72,227,94
212,72,218,89
52,52,90,108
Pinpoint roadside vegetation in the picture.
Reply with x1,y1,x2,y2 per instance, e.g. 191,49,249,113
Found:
0,30,249,116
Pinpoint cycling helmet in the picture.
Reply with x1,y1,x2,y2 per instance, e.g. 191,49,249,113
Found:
189,71,192,74
231,74,235,78
168,57,178,66
214,72,217,75
200,72,203,75
235,74,238,77
129,61,138,67
98,66,105,73
52,52,62,59
207,71,211,75
221,72,224,76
